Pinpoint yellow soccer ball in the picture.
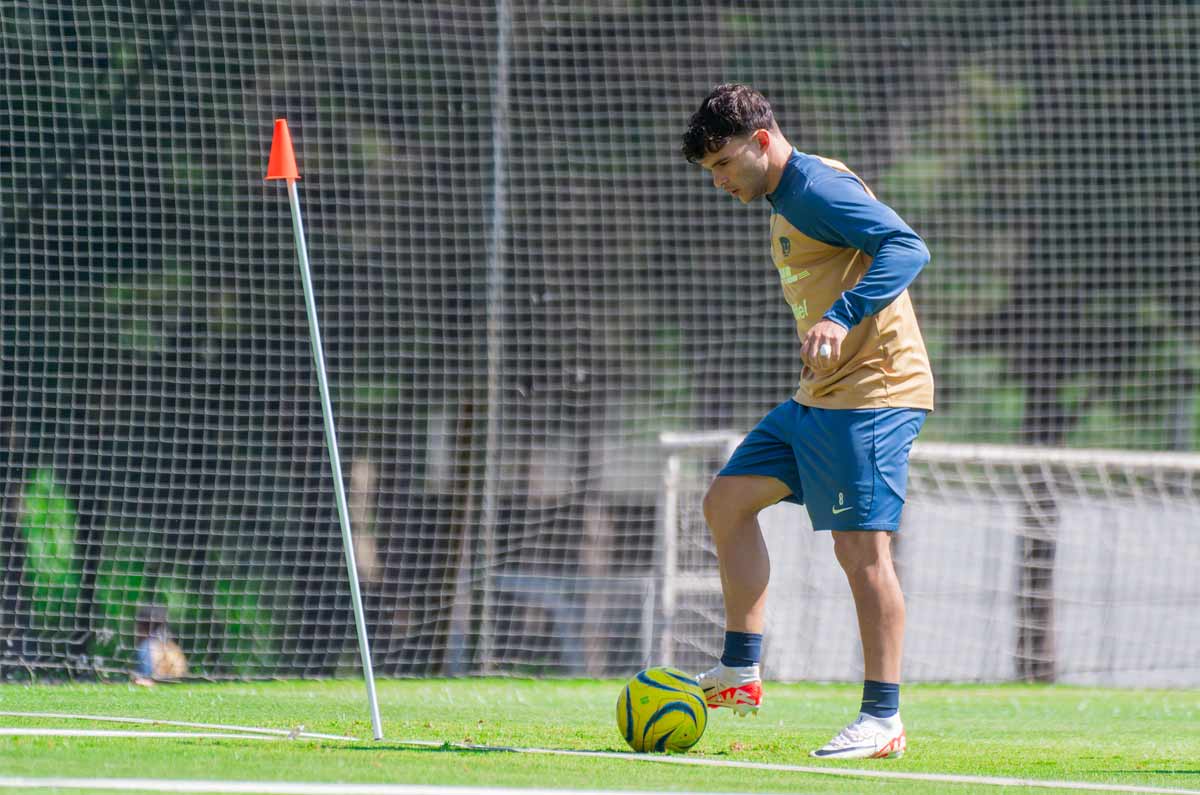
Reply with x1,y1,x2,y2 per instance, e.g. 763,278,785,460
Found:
615,666,707,753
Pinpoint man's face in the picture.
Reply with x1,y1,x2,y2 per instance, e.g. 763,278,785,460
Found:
697,132,769,204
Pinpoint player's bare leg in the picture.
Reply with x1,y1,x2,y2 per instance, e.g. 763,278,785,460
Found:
696,475,791,715
812,530,907,758
703,475,788,633
832,530,904,683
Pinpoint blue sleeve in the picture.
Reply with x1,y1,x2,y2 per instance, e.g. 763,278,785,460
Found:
773,172,930,329
136,639,154,676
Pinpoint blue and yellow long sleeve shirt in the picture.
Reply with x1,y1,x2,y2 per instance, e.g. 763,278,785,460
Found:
767,151,934,410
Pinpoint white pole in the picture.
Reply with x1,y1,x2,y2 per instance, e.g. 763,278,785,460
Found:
477,0,511,673
285,178,384,740
659,455,680,665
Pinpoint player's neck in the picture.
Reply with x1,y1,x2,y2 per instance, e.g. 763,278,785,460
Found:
763,137,793,196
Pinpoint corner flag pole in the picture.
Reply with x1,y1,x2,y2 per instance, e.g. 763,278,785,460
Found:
266,118,384,740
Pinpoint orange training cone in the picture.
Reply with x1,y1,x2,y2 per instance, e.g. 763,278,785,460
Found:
265,118,300,181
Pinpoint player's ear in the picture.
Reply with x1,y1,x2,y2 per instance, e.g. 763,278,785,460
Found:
754,129,769,150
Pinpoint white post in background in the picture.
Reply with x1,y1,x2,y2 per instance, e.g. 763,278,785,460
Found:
658,432,742,666
477,0,512,673
659,454,681,665
267,119,384,740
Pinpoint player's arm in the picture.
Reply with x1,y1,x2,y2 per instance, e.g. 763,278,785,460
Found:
797,173,930,330
774,171,929,373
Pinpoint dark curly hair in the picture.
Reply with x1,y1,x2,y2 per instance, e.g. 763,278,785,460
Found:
681,84,777,163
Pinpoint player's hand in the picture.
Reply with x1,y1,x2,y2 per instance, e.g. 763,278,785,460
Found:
800,319,848,380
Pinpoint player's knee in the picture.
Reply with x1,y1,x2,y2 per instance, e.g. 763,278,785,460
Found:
701,485,729,533
702,481,751,537
832,531,891,577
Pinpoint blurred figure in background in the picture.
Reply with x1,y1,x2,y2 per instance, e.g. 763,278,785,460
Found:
132,605,188,686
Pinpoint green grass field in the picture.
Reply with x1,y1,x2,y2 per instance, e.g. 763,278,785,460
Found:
0,679,1196,795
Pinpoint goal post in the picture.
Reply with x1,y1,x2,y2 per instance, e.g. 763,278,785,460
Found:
658,432,741,668
658,431,1200,686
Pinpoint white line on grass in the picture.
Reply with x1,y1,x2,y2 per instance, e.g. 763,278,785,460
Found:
0,729,283,741
1,717,1194,795
405,741,1200,795
0,778,1196,795
0,711,356,741
0,780,749,795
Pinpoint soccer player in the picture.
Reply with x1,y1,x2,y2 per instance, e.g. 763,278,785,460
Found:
680,84,934,760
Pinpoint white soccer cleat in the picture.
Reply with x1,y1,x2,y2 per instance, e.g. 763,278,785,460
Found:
696,663,762,717
810,712,906,759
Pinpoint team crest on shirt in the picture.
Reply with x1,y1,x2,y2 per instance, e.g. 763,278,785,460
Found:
779,236,791,256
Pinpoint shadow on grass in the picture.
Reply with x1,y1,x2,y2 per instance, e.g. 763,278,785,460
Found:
342,742,644,757
1101,769,1200,776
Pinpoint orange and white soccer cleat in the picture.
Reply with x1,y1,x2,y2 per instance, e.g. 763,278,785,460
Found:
810,712,906,759
696,663,762,716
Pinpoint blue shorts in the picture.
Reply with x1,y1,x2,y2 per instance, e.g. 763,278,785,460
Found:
718,400,927,532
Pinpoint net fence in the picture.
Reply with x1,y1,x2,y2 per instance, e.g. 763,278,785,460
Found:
1,1,1198,681
662,434,1200,686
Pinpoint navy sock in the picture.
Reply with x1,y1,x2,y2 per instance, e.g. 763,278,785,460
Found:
719,631,762,668
860,680,900,718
